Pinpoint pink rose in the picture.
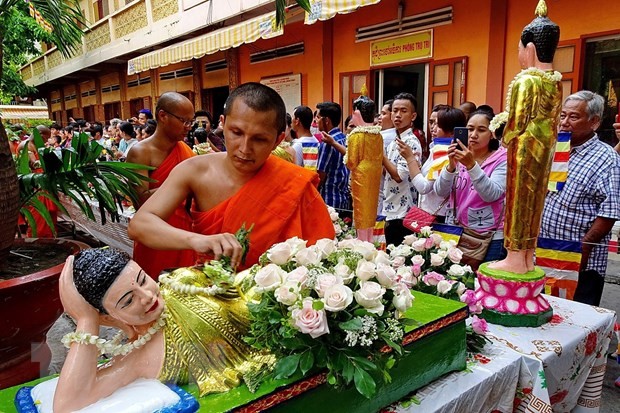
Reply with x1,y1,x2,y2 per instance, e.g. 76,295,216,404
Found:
315,273,343,297
292,298,330,338
424,237,435,249
447,247,463,264
471,315,488,335
422,271,445,286
412,263,422,277
460,290,483,314
430,233,443,247
286,266,309,287
411,255,425,266
412,239,427,252
392,256,406,268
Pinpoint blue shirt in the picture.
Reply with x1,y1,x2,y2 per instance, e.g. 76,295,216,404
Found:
317,127,350,210
541,136,620,274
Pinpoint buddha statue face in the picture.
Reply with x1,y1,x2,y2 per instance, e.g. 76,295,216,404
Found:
101,260,164,327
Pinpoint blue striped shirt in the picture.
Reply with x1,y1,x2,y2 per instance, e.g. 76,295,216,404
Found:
541,135,620,274
317,128,351,210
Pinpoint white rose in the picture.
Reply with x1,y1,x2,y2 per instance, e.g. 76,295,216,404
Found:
392,256,406,268
275,282,300,306
436,280,453,295
437,249,448,259
353,241,377,261
295,247,321,266
373,250,391,266
430,253,445,267
333,223,342,235
403,234,418,246
315,238,336,259
315,273,343,297
420,226,433,237
412,239,427,252
389,244,413,258
456,282,466,296
447,248,463,264
430,233,444,246
323,284,354,312
410,255,425,266
397,267,418,288
375,263,398,288
439,240,451,251
287,266,309,287
392,284,414,313
337,238,357,249
354,281,386,315
285,237,307,255
447,264,466,277
328,208,340,222
254,263,286,292
334,263,354,284
355,260,376,281
267,242,293,265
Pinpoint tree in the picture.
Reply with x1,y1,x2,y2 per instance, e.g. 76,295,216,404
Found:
0,0,88,263
275,0,311,28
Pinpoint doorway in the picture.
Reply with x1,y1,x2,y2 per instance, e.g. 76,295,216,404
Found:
374,64,427,129
201,86,229,123
583,35,620,147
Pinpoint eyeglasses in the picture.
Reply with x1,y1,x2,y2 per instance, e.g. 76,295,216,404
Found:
162,110,194,127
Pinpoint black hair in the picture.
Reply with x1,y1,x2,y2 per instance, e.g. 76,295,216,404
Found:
344,115,353,130
476,104,495,117
353,96,376,123
119,121,136,139
50,123,62,130
393,92,418,111
73,248,131,314
194,110,214,126
293,105,313,130
431,104,452,113
468,109,500,151
223,82,286,135
520,6,560,63
194,127,209,144
144,119,157,136
383,99,394,111
63,126,74,134
316,102,342,128
437,107,466,135
286,113,292,128
90,124,103,137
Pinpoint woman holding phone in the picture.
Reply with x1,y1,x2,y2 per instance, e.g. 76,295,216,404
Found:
434,109,508,263
397,106,465,222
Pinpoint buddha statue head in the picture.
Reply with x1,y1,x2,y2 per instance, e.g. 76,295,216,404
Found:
520,0,560,64
353,95,376,124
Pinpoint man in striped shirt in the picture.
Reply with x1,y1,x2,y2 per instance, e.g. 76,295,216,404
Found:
541,91,620,306
316,101,351,217
291,105,320,170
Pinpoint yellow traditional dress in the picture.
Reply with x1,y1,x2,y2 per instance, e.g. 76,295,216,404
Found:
502,68,562,250
345,125,384,229
158,267,274,396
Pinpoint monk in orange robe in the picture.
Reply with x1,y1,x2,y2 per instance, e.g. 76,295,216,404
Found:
127,93,197,279
128,83,335,271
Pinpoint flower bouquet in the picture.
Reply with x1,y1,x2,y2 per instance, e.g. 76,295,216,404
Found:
327,206,356,241
386,226,490,352
241,237,416,398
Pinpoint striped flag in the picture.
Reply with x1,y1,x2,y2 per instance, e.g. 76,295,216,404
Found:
431,223,463,244
547,131,570,192
536,237,581,300
426,138,452,180
373,216,386,251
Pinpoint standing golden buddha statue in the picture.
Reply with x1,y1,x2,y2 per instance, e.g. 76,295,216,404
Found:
488,0,563,274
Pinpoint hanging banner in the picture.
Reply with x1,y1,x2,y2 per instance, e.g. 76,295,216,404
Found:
370,30,433,66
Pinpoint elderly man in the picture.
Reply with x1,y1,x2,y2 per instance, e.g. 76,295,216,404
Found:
129,83,334,272
540,91,620,305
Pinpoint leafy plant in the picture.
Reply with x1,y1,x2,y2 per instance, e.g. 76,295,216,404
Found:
17,129,152,237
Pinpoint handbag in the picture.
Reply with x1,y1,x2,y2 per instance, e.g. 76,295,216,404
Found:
403,197,449,233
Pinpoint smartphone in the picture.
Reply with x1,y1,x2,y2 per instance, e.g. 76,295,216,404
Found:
453,127,469,147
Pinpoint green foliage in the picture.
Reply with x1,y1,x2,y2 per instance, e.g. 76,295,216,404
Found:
275,0,311,28
16,129,151,237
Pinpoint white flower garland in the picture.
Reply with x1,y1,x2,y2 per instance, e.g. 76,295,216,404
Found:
349,125,382,135
504,68,562,111
158,272,227,296
62,309,168,357
489,111,509,133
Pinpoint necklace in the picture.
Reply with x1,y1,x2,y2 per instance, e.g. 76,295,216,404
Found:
158,272,229,296
62,308,168,357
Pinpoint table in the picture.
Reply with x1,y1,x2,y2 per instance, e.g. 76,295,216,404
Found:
385,295,616,413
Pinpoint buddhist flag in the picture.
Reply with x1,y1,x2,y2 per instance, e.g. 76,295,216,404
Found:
431,223,463,244
426,137,452,180
536,237,581,300
547,131,570,192
373,216,386,251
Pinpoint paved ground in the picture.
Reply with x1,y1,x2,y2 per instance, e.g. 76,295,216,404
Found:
46,251,620,411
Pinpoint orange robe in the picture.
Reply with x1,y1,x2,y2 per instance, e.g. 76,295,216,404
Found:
133,142,196,279
24,151,58,238
192,156,335,270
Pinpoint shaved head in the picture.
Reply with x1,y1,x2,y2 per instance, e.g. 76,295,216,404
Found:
155,92,193,121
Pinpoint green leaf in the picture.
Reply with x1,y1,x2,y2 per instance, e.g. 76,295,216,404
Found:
339,318,363,331
312,300,324,311
274,354,301,379
352,356,377,371
353,365,377,399
299,350,314,375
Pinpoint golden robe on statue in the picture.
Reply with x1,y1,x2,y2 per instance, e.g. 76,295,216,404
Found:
503,69,562,250
345,125,384,229
158,267,274,396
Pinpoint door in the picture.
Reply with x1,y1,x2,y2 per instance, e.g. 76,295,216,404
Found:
428,56,467,115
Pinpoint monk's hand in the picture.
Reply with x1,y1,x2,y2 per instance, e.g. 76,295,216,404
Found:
59,256,99,323
194,234,243,269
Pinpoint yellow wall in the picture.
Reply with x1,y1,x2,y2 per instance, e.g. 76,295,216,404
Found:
201,51,229,89
238,20,325,108
158,62,193,94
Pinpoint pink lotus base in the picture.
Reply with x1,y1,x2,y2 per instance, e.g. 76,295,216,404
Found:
474,273,551,315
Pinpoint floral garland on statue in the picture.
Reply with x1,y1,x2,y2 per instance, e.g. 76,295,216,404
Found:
343,125,382,164
61,308,168,357
489,111,509,133
504,68,562,111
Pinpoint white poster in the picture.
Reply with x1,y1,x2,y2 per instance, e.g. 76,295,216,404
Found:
260,74,302,116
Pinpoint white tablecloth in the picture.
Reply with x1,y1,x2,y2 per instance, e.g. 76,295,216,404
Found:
385,295,616,413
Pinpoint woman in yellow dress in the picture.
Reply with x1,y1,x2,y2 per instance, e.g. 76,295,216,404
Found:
345,96,384,242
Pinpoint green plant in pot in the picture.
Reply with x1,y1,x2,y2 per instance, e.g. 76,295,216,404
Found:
0,128,151,389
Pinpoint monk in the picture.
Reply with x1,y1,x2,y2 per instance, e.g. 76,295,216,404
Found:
128,82,335,270
126,92,196,278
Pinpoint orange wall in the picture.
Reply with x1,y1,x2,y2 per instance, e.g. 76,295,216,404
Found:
238,20,325,108
504,0,620,103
